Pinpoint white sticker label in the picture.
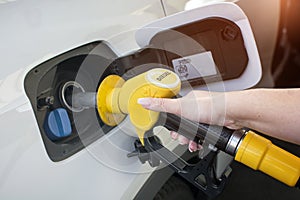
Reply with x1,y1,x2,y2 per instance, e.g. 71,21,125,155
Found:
172,51,217,80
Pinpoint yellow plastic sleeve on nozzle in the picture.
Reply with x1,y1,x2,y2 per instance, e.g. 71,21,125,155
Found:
235,131,300,186
117,68,181,145
97,68,181,145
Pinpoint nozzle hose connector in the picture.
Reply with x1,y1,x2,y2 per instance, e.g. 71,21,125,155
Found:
225,129,245,155
235,131,300,187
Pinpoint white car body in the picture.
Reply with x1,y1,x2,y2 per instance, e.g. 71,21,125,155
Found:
0,0,280,199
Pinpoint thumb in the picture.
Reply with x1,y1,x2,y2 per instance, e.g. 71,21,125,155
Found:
137,97,180,114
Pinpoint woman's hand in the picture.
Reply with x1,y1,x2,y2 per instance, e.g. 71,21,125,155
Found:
137,90,241,152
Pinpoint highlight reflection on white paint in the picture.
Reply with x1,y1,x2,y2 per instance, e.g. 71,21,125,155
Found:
185,0,239,10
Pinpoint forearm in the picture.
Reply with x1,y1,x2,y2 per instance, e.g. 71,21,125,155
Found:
225,88,300,144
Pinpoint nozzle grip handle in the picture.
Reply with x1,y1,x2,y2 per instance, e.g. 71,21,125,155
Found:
162,113,234,151
235,131,300,187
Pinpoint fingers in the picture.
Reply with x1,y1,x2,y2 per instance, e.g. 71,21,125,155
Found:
178,134,189,145
170,131,179,140
170,131,203,152
188,140,202,152
137,97,180,115
138,97,204,152
188,140,198,152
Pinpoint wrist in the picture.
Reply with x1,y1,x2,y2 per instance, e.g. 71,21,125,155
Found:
224,90,249,129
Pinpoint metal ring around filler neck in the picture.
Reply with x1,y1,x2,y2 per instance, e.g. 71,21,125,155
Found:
61,81,86,113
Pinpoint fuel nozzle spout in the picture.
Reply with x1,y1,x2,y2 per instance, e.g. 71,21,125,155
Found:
60,81,96,112
72,92,96,109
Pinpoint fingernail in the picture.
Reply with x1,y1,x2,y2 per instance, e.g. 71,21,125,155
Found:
137,98,151,107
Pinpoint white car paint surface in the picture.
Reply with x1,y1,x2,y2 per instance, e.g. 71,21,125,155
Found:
0,0,279,199
0,1,166,199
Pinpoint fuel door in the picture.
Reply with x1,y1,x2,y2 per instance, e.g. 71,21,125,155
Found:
136,2,262,92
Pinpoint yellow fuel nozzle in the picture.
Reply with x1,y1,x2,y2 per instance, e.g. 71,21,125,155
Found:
96,68,181,145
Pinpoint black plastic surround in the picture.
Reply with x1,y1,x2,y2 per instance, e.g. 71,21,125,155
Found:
25,41,119,161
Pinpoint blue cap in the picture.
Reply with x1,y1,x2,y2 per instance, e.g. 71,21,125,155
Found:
44,108,72,140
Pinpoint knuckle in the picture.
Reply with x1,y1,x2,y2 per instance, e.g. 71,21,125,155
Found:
157,98,165,107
